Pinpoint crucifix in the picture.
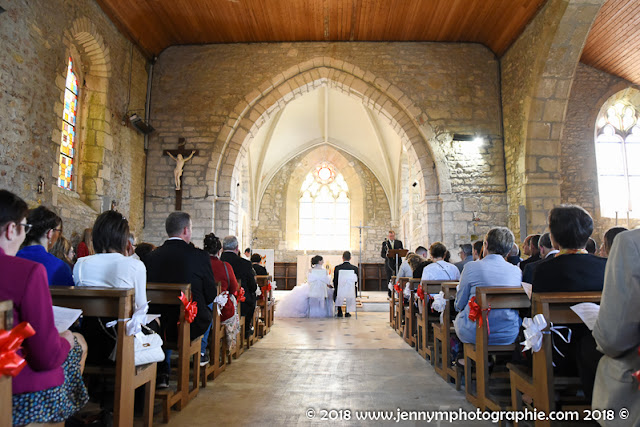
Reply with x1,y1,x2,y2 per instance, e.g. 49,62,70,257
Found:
163,138,199,211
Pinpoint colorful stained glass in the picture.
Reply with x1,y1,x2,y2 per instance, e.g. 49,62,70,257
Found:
58,58,78,190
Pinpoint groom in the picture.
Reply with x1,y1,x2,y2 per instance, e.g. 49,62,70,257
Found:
333,251,359,317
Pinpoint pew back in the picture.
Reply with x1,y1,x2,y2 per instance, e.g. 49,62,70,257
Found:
0,300,13,427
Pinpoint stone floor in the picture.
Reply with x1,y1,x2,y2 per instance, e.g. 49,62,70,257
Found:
165,313,491,426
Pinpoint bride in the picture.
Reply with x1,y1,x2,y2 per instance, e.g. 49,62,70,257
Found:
275,255,335,318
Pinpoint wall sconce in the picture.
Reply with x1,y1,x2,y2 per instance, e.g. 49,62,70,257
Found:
453,133,485,144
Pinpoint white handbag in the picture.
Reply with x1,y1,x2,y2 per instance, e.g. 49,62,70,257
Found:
133,329,165,366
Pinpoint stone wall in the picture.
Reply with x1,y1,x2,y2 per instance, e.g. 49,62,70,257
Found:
144,42,509,252
0,0,148,242
560,63,640,243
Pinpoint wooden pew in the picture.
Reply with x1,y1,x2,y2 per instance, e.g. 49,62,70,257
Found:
245,305,260,348
255,275,273,337
201,283,227,387
389,276,396,327
233,301,245,359
415,280,458,362
50,287,156,427
508,292,602,426
462,286,530,411
432,282,461,388
146,283,201,423
394,277,411,335
403,278,422,347
0,300,13,427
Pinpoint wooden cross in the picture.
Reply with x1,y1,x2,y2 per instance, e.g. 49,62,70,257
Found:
163,138,199,211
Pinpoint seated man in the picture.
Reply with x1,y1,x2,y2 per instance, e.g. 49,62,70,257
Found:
144,211,217,387
454,243,473,273
522,232,558,284
531,205,606,400
333,251,359,317
221,236,258,338
519,234,541,271
250,253,268,276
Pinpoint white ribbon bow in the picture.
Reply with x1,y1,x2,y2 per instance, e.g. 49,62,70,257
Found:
214,292,230,316
271,280,277,290
521,313,547,352
403,283,411,299
106,302,150,336
256,287,262,297
431,291,447,313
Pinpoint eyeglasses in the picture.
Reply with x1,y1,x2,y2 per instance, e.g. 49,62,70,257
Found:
17,222,32,234
52,228,63,233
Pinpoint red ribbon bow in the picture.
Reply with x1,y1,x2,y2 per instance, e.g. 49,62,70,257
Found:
178,291,198,323
468,296,491,335
235,287,246,302
416,284,425,301
633,346,640,390
394,283,402,295
0,322,36,377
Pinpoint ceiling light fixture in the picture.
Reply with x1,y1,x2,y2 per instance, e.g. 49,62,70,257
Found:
453,133,485,145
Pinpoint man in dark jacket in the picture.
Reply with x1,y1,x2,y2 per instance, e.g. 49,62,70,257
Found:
250,253,269,276
381,230,403,296
333,251,359,317
144,211,217,387
519,234,541,271
221,235,257,338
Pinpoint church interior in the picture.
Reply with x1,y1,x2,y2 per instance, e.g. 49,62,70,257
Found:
1,0,640,425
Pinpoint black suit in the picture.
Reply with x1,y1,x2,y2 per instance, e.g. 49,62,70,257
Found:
144,239,217,341
333,262,359,303
252,263,268,276
531,253,607,399
221,251,257,330
381,239,403,280
519,253,540,271
522,253,555,284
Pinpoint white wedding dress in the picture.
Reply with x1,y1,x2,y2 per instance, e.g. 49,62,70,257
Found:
275,267,334,318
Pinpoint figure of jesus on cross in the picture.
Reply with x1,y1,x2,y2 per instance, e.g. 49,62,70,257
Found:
163,138,199,210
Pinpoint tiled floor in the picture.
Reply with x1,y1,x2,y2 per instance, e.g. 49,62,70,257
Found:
165,313,490,426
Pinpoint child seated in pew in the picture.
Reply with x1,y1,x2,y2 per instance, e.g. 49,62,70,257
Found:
0,189,88,425
454,227,522,346
531,205,605,400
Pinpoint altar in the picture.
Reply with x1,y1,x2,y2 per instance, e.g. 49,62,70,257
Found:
296,254,360,285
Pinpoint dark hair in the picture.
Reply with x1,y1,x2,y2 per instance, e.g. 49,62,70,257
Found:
603,227,627,254
429,242,447,259
135,242,156,260
342,251,351,261
244,247,251,254
538,232,552,250
529,234,541,254
250,253,262,263
473,240,483,257
203,233,222,255
23,206,62,246
548,205,593,249
459,244,472,256
585,237,597,254
0,190,29,229
92,210,130,254
415,246,428,257
443,250,451,262
165,211,191,237
311,255,323,266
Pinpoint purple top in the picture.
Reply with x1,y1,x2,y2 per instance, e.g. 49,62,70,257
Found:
0,247,71,394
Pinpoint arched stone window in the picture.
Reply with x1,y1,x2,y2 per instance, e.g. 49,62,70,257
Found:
595,102,640,218
299,163,350,250
58,57,79,190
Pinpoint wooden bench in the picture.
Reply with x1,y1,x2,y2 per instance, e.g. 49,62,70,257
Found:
403,278,422,347
146,283,201,423
233,301,245,359
432,282,461,388
508,292,602,426
256,275,274,337
245,305,260,348
50,287,156,427
1,300,13,427
415,280,458,362
201,283,227,387
394,277,411,335
389,276,396,326
462,286,530,411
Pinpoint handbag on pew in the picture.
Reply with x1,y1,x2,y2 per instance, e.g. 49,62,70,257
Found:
100,316,165,366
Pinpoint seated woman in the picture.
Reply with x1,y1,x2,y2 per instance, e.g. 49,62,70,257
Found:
454,227,522,345
50,235,75,269
203,233,239,355
0,190,88,425
421,242,461,281
73,210,148,364
76,228,94,258
16,206,74,286
275,255,334,318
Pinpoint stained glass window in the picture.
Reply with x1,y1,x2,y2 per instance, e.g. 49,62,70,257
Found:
58,57,78,190
299,163,350,250
595,102,640,218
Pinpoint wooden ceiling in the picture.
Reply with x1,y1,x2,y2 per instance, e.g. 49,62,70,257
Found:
95,0,547,57
581,0,640,85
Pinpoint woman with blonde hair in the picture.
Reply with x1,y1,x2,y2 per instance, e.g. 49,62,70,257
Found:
50,235,75,269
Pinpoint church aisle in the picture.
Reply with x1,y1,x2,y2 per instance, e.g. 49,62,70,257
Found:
165,313,490,426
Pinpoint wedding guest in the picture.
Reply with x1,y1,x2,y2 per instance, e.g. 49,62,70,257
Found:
0,189,88,425
221,236,257,338
585,237,597,255
415,246,429,258
16,206,74,286
134,242,156,261
472,240,484,261
333,251,359,318
421,242,460,281
443,250,452,263
592,228,639,426
409,254,431,279
600,226,628,258
531,205,606,399
522,232,559,283
396,251,415,278
76,228,94,258
519,234,541,271
50,235,75,269
243,247,251,259
251,253,269,276
203,233,239,359
454,227,522,345
454,244,473,273
506,243,521,265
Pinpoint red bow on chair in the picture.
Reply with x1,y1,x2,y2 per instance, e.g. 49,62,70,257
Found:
0,321,36,377
178,291,198,323
261,283,272,297
633,346,640,390
394,283,402,294
416,285,425,301
235,287,246,302
468,296,491,335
